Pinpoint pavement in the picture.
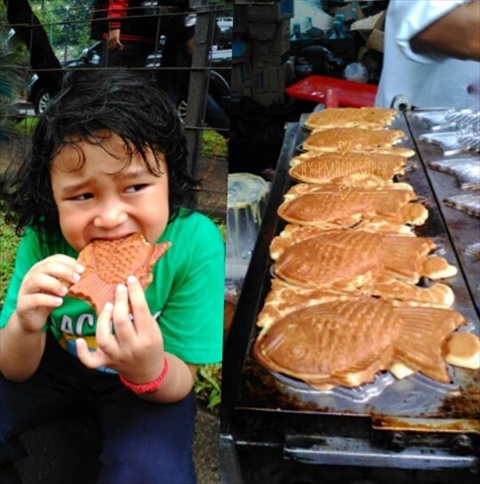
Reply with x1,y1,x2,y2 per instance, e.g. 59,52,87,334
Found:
193,406,221,483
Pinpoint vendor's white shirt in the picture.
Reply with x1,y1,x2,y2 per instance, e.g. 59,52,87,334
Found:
375,0,480,110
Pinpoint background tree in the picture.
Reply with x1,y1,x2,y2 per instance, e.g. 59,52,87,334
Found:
31,0,91,60
2,0,62,97
0,7,29,140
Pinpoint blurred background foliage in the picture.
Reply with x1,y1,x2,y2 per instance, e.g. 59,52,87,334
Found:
2,1,233,63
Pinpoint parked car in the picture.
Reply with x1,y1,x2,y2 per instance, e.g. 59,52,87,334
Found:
216,17,233,32
29,34,231,118
28,41,103,114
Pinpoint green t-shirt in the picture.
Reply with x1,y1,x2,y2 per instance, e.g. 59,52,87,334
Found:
0,210,224,367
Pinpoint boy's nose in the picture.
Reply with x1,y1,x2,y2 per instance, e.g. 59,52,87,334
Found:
93,202,128,229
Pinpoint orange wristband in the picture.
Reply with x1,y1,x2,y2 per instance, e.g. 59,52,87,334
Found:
119,356,169,394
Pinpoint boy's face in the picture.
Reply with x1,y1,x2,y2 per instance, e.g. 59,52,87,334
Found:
50,133,169,252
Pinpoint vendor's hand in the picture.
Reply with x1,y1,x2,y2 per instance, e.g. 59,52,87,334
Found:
76,275,165,383
108,29,123,50
16,255,84,333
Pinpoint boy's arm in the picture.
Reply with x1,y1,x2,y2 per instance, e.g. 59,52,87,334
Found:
76,278,198,403
411,1,480,60
138,356,196,403
0,314,47,381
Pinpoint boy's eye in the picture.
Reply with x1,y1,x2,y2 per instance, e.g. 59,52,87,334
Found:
71,193,94,201
125,184,147,193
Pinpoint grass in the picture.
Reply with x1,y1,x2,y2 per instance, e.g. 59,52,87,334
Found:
11,116,38,136
0,218,19,302
194,363,222,413
201,129,228,159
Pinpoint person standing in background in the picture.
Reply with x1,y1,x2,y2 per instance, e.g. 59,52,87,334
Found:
375,0,480,109
100,0,159,67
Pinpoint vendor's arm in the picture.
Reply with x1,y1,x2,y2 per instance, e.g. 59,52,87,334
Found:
411,1,480,60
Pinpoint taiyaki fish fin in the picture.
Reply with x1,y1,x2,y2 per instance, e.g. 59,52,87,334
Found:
357,219,415,236
333,347,394,388
400,202,429,225
372,276,455,308
256,279,352,331
444,332,480,370
382,236,435,282
392,306,467,383
68,271,116,315
422,255,458,280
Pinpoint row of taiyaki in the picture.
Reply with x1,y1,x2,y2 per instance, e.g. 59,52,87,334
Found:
428,157,480,220
254,107,479,393
417,111,480,266
416,109,480,154
272,109,455,307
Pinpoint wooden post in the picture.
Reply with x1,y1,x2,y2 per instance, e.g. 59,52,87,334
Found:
185,0,216,177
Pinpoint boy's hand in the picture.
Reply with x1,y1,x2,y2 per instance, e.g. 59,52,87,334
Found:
76,275,165,383
16,254,84,333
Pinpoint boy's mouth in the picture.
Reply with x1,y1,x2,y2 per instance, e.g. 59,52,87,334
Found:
93,233,136,242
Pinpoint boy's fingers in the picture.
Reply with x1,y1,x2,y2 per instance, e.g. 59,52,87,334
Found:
95,302,115,348
76,338,108,369
112,284,136,340
126,275,152,333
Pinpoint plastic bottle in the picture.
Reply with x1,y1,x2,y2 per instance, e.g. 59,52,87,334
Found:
327,14,351,40
320,13,356,66
343,62,369,83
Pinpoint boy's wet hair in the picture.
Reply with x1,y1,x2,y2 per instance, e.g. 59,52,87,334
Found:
3,69,197,236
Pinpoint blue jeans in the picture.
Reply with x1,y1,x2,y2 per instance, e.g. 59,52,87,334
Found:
0,333,197,483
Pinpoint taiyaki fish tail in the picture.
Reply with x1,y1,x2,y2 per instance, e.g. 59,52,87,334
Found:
382,236,435,282
392,306,467,383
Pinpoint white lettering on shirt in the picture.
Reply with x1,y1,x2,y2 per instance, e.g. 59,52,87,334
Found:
60,314,74,334
75,313,94,334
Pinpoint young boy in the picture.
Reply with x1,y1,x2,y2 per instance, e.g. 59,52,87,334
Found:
0,70,224,483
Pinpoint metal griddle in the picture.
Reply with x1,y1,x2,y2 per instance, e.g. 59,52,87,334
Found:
404,110,480,313
220,113,480,484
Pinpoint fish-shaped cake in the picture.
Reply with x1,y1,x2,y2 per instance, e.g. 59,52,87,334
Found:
429,158,480,191
273,229,456,290
68,234,170,314
254,297,467,389
289,151,407,185
445,193,480,218
304,107,397,130
303,128,414,158
256,277,455,332
277,183,428,229
465,242,480,260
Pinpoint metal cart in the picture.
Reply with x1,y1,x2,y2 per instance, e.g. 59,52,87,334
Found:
220,111,480,484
